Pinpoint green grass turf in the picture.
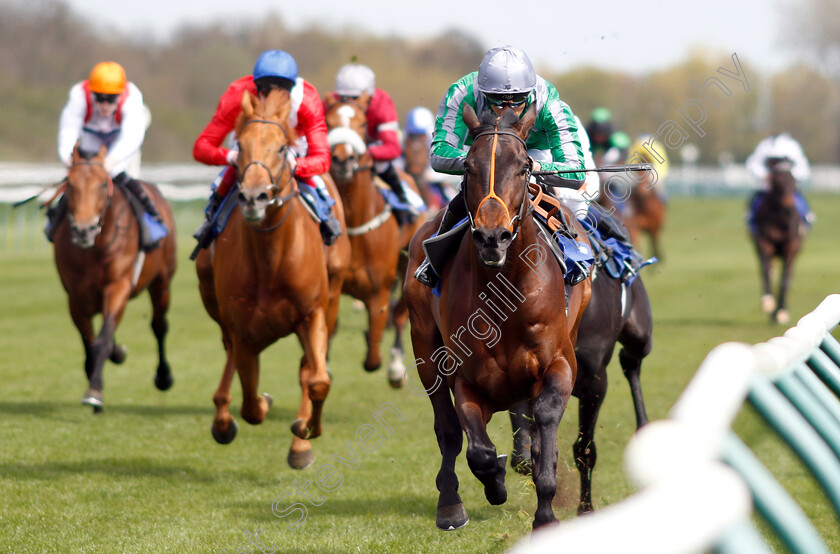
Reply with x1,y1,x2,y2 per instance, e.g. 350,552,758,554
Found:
0,195,839,553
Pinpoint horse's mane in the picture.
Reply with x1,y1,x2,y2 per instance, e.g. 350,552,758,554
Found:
469,108,520,139
234,89,298,143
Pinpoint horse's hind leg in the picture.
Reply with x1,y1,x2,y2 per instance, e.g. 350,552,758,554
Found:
618,281,653,428
508,402,533,475
149,276,174,391
775,252,796,324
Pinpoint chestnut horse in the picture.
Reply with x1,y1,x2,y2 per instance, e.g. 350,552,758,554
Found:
751,162,805,324
195,89,350,468
53,144,177,412
404,105,592,530
324,97,424,387
624,172,666,261
509,268,653,512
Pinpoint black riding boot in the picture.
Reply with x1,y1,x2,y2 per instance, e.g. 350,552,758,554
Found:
120,174,163,223
44,195,68,243
193,192,224,252
379,164,417,225
596,209,632,246
413,191,467,288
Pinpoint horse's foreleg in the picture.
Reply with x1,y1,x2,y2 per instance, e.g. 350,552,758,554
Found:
68,299,95,382
411,328,467,530
84,279,132,410
509,401,533,475
293,309,330,440
211,334,238,445
232,336,270,426
388,269,410,388
532,360,574,528
149,277,173,391
454,378,507,507
776,253,796,324
755,241,776,314
362,289,391,373
573,362,606,515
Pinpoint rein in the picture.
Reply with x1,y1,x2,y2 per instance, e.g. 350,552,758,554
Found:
469,124,531,239
65,160,121,248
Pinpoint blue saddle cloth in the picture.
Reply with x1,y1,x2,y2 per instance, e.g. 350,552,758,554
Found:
578,217,656,285
531,212,595,286
379,186,426,213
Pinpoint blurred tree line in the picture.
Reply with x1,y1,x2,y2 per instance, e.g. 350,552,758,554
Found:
1,0,839,166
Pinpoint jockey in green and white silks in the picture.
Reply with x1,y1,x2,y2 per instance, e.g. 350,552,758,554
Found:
429,67,587,185
415,45,624,288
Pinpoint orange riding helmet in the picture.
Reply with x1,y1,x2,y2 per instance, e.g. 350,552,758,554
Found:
88,62,126,95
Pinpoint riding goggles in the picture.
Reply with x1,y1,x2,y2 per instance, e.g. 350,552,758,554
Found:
484,92,530,109
94,93,119,104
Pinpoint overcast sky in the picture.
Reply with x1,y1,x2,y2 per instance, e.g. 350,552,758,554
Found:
65,0,799,75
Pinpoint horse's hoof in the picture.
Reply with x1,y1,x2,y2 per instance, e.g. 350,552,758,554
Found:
154,368,174,391
211,419,238,445
110,344,128,364
436,503,469,531
287,447,315,470
388,348,405,388
352,299,365,312
776,309,790,325
82,389,104,411
291,419,312,440
761,294,776,314
485,454,508,505
262,393,273,408
511,455,532,476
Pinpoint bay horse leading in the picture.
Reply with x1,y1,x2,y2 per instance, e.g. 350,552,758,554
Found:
324,97,424,386
404,105,592,530
750,160,806,324
195,89,350,469
509,268,653,512
53,144,177,412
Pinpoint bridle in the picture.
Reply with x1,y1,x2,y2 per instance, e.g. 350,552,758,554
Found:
66,159,115,244
238,118,298,208
467,124,532,241
327,103,373,179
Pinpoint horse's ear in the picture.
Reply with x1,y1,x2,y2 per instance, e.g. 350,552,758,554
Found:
324,93,338,109
514,103,537,140
241,90,257,118
462,103,481,136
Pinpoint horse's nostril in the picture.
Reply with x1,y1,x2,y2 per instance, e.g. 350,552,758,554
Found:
257,193,269,203
499,230,513,244
237,192,247,203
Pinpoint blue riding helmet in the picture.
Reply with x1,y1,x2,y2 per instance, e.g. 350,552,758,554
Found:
253,50,298,82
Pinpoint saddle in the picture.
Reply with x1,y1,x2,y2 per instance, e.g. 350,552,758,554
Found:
115,179,167,251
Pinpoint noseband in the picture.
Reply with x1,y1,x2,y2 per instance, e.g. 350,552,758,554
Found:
468,126,532,240
238,118,297,206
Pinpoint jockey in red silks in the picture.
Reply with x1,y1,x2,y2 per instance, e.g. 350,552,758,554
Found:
192,49,343,250
325,63,424,225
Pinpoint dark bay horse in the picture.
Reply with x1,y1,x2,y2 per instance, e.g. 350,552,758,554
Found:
324,97,424,387
53,144,177,412
195,89,350,469
751,161,805,324
509,268,653,512
404,104,592,530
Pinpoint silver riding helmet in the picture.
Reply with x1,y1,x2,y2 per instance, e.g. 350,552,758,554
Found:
335,64,376,97
477,46,537,95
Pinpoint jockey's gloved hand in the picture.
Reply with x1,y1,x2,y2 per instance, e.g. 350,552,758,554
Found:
226,147,239,166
